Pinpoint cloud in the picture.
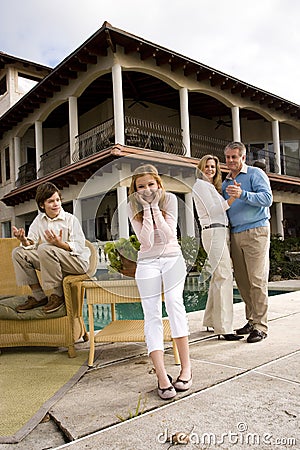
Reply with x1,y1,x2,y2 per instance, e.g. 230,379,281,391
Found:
1,0,300,104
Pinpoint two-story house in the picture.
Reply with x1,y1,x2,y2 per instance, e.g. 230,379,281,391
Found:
1,21,300,251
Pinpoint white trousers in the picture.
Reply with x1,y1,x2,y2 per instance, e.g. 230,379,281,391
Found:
202,228,234,334
135,254,189,354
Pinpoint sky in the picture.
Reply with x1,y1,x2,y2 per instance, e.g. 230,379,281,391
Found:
1,0,300,104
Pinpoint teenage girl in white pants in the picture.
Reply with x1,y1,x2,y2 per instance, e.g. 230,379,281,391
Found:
127,164,192,400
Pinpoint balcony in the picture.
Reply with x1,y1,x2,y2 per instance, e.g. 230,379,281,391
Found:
190,133,230,162
38,142,70,177
72,117,186,162
16,162,36,187
16,118,300,186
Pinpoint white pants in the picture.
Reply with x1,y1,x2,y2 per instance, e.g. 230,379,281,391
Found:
135,254,189,354
202,228,234,334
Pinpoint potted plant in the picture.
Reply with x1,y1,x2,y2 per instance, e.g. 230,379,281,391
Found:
179,235,207,274
104,235,140,277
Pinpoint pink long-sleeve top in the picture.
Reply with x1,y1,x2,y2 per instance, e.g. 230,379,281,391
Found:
127,192,181,261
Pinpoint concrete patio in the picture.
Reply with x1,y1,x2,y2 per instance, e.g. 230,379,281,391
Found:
0,281,299,450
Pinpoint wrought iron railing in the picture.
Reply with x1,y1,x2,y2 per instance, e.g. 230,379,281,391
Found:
246,146,279,173
124,116,186,155
280,153,300,177
190,134,229,162
38,142,70,177
73,118,114,162
16,162,36,187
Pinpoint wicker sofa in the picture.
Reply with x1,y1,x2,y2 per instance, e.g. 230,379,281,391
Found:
0,238,98,357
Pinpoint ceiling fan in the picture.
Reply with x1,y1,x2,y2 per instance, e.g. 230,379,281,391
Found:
215,118,232,129
125,72,149,109
128,99,149,109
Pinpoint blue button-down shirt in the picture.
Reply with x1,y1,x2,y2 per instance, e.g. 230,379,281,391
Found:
222,164,273,233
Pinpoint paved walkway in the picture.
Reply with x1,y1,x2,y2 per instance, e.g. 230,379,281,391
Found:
1,282,299,450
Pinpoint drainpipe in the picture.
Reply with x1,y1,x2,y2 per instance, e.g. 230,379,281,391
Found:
272,120,284,238
112,63,125,145
231,106,241,142
69,96,78,162
179,87,191,156
35,120,43,178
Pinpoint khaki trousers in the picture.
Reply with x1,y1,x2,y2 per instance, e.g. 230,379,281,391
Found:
12,244,87,293
230,226,270,333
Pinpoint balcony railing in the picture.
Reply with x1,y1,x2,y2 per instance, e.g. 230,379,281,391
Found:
73,119,114,162
124,116,186,155
38,142,70,177
73,117,186,162
190,134,230,162
280,153,300,177
16,162,36,187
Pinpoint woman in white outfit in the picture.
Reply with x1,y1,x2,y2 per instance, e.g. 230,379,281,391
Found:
192,155,243,341
127,164,192,399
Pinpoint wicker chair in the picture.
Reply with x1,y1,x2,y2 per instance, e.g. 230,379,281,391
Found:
0,238,98,357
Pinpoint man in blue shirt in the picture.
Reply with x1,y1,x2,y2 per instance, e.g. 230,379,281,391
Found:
222,142,273,343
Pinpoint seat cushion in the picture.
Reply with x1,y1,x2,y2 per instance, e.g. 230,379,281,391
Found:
0,296,66,320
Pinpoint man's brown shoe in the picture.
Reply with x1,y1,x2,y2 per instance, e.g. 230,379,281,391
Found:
16,296,48,313
43,294,65,313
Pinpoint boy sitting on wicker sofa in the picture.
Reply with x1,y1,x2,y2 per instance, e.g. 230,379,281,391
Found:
12,182,90,314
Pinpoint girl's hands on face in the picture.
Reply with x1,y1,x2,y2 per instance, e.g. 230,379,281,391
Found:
134,191,151,206
150,188,162,206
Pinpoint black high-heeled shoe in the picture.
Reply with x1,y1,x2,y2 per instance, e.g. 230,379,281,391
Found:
218,334,244,341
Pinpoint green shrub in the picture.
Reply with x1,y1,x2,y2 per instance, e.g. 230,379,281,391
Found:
269,235,300,280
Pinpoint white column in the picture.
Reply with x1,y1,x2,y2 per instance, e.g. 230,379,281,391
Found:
231,106,241,141
69,96,78,162
179,87,191,157
185,192,195,236
272,120,281,174
73,198,82,223
14,136,21,183
272,120,284,238
35,120,43,177
117,185,129,238
112,63,125,145
275,202,284,239
9,139,14,183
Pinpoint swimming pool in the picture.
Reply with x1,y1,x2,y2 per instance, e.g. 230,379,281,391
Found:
82,276,289,331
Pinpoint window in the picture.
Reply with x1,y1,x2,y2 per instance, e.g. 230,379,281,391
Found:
1,221,11,238
282,141,300,177
0,76,7,95
18,72,39,93
0,154,2,184
5,147,10,181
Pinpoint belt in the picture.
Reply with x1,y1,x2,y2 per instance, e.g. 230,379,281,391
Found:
202,223,229,230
